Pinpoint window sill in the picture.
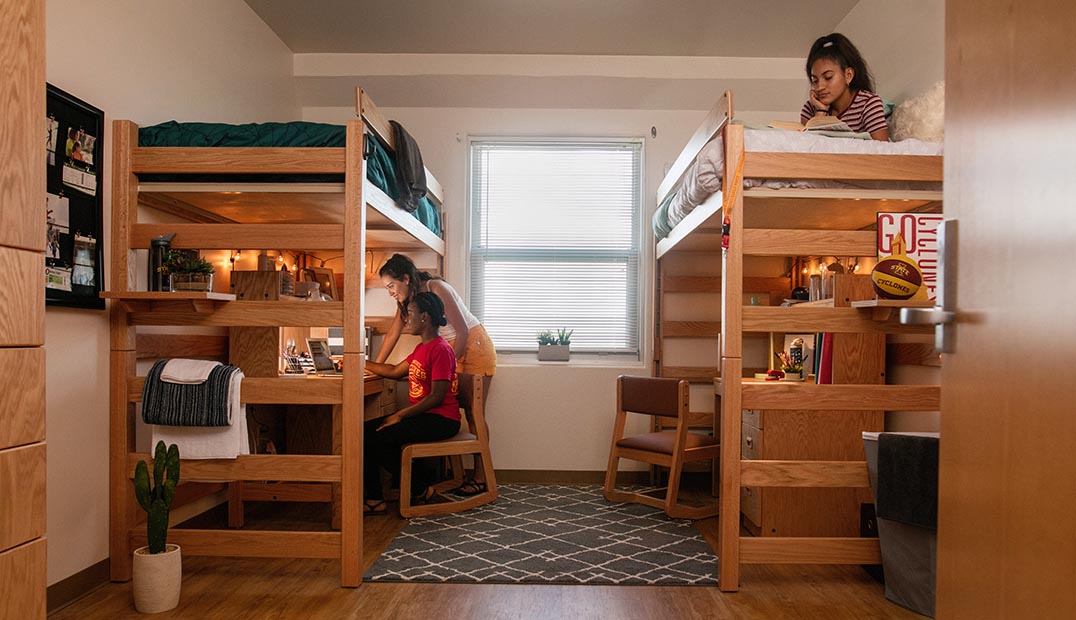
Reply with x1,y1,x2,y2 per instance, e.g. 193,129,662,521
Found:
497,352,644,368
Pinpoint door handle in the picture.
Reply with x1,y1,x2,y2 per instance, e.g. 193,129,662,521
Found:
899,219,957,354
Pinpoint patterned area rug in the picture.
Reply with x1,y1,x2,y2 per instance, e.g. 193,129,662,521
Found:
365,483,718,585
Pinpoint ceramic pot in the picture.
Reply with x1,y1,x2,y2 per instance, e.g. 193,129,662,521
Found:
781,372,802,381
169,272,213,292
537,344,570,362
132,544,181,614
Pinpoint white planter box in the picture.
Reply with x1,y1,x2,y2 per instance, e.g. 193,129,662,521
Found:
537,344,570,361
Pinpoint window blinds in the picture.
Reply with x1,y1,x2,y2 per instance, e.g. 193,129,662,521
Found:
469,140,642,354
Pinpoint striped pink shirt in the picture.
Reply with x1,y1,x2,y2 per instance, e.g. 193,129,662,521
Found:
800,89,888,135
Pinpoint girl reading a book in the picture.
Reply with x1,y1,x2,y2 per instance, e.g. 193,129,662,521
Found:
800,33,890,141
363,292,461,514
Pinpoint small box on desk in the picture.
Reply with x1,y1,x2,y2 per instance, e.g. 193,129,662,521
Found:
230,270,294,300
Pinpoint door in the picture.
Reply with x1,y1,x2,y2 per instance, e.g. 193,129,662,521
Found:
939,2,1076,617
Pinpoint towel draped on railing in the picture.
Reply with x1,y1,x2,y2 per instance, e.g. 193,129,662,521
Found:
142,359,240,427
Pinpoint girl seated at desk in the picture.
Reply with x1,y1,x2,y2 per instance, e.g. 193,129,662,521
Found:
363,291,460,514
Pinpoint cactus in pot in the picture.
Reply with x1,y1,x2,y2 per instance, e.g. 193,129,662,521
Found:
134,440,180,554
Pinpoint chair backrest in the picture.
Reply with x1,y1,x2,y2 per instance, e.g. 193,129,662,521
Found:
618,375,687,418
459,374,488,442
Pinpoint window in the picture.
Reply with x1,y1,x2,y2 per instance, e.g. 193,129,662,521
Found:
469,139,642,355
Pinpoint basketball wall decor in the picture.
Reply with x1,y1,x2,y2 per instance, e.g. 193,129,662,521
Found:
871,234,923,299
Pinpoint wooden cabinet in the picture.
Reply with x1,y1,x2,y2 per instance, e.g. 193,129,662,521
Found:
740,407,880,537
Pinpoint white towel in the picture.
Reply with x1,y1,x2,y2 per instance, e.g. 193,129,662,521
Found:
151,369,249,459
161,359,220,384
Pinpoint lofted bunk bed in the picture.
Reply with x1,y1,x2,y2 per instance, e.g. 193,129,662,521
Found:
653,91,943,591
103,87,444,587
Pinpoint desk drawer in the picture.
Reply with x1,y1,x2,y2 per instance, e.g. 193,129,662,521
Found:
0,443,46,551
379,380,398,415
741,424,762,461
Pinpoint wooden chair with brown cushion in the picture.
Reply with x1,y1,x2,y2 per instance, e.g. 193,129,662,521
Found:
399,375,498,518
604,375,720,519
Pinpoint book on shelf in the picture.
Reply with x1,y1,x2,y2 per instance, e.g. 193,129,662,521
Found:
877,212,945,301
815,333,834,384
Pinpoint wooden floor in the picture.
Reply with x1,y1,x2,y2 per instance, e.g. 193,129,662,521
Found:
48,494,925,620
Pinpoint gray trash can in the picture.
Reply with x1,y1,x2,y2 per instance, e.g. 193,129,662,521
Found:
863,432,939,618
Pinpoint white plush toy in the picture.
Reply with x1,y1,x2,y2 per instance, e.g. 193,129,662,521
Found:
890,81,945,143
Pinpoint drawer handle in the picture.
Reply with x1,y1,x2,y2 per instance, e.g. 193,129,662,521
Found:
744,487,753,496
745,436,753,448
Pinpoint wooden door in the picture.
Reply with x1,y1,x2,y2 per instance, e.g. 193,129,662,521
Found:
939,2,1076,617
0,0,47,618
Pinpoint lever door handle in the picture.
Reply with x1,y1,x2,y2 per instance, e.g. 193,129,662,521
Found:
899,307,955,326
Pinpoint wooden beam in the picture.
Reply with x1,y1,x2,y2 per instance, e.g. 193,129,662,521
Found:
740,460,871,488
127,454,341,483
132,147,345,175
744,153,942,182
131,529,339,559
739,537,881,564
742,306,934,334
130,223,345,251
888,342,943,367
662,321,721,338
137,193,234,223
127,376,343,404
128,301,343,327
743,229,877,257
135,334,227,360
735,383,941,411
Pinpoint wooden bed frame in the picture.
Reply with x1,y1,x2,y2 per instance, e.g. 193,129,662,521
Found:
653,90,943,591
104,87,445,587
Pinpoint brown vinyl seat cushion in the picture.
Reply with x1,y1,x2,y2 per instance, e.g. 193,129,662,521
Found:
616,430,718,455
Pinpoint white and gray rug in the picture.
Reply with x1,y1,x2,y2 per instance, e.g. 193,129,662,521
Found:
365,483,718,585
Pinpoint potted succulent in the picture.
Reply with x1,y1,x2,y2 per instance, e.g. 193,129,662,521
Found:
775,351,803,381
160,250,215,292
132,441,182,614
537,328,573,361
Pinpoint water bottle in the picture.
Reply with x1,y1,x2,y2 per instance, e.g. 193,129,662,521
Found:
148,233,175,292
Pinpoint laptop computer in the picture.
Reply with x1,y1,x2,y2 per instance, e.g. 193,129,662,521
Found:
306,337,340,375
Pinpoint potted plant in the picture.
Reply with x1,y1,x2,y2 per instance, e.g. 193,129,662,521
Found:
775,351,803,381
160,250,215,292
132,441,182,614
537,328,573,361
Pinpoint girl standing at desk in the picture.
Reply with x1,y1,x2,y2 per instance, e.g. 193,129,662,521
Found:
364,292,460,513
375,253,496,497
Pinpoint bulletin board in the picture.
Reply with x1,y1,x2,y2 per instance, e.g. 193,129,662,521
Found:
45,83,105,309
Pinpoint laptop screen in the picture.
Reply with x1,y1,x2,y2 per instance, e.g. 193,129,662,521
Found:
306,338,336,372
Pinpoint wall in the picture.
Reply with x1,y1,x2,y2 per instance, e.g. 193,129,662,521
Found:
836,0,945,102
44,0,296,585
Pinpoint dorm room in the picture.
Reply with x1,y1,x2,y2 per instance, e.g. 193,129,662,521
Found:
12,1,1074,618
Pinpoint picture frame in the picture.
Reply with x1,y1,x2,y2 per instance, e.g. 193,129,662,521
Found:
301,267,339,301
45,84,105,309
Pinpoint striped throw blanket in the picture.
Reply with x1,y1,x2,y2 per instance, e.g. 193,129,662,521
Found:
142,359,240,427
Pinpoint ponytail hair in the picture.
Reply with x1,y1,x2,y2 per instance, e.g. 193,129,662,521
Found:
413,291,448,328
379,253,438,313
806,33,875,94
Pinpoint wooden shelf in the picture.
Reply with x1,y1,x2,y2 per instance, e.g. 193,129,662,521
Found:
100,291,236,301
851,298,934,320
127,374,387,404
101,291,236,313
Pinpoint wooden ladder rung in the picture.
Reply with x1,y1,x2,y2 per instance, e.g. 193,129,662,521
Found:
126,453,341,482
741,383,940,410
739,537,881,564
130,528,340,558
740,460,870,488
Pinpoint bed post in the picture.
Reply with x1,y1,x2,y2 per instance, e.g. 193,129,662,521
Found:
718,120,745,591
109,120,140,581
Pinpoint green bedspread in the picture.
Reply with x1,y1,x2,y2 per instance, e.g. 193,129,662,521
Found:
138,121,441,237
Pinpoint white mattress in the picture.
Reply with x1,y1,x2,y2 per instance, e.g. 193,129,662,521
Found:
658,128,944,238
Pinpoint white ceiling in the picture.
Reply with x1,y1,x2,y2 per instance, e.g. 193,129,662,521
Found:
244,0,859,56
243,0,863,111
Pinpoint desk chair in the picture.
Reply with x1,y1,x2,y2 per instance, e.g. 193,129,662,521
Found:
604,375,720,519
399,376,497,517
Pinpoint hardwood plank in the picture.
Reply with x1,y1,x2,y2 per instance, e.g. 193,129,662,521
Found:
111,121,138,302
136,333,228,360
662,321,721,338
127,375,346,404
743,229,876,257
660,366,721,382
130,223,345,250
126,454,341,483
742,306,934,335
0,444,45,550
744,153,942,182
0,0,44,252
133,147,345,174
0,248,44,346
887,342,942,367
128,301,343,327
240,482,332,503
0,540,46,619
132,529,340,559
0,348,45,449
739,537,881,564
721,122,745,361
734,383,940,410
109,350,136,581
739,460,870,488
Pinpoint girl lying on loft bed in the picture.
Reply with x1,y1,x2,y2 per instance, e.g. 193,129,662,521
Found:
362,292,461,515
800,33,890,142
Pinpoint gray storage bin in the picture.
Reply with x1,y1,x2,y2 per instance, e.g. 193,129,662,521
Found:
863,432,939,618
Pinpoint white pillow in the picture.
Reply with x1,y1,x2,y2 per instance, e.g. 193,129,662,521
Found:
890,81,944,143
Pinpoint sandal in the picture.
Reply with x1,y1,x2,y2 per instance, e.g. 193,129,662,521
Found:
450,480,488,497
411,486,438,505
363,499,387,515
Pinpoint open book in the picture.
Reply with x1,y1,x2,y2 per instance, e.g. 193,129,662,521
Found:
769,115,854,133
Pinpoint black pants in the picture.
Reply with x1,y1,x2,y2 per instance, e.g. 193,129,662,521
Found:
364,413,460,501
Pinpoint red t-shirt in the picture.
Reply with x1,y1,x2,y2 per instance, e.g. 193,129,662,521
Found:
405,337,460,421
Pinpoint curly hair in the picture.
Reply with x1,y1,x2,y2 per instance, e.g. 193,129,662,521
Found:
412,291,447,328
806,33,875,94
